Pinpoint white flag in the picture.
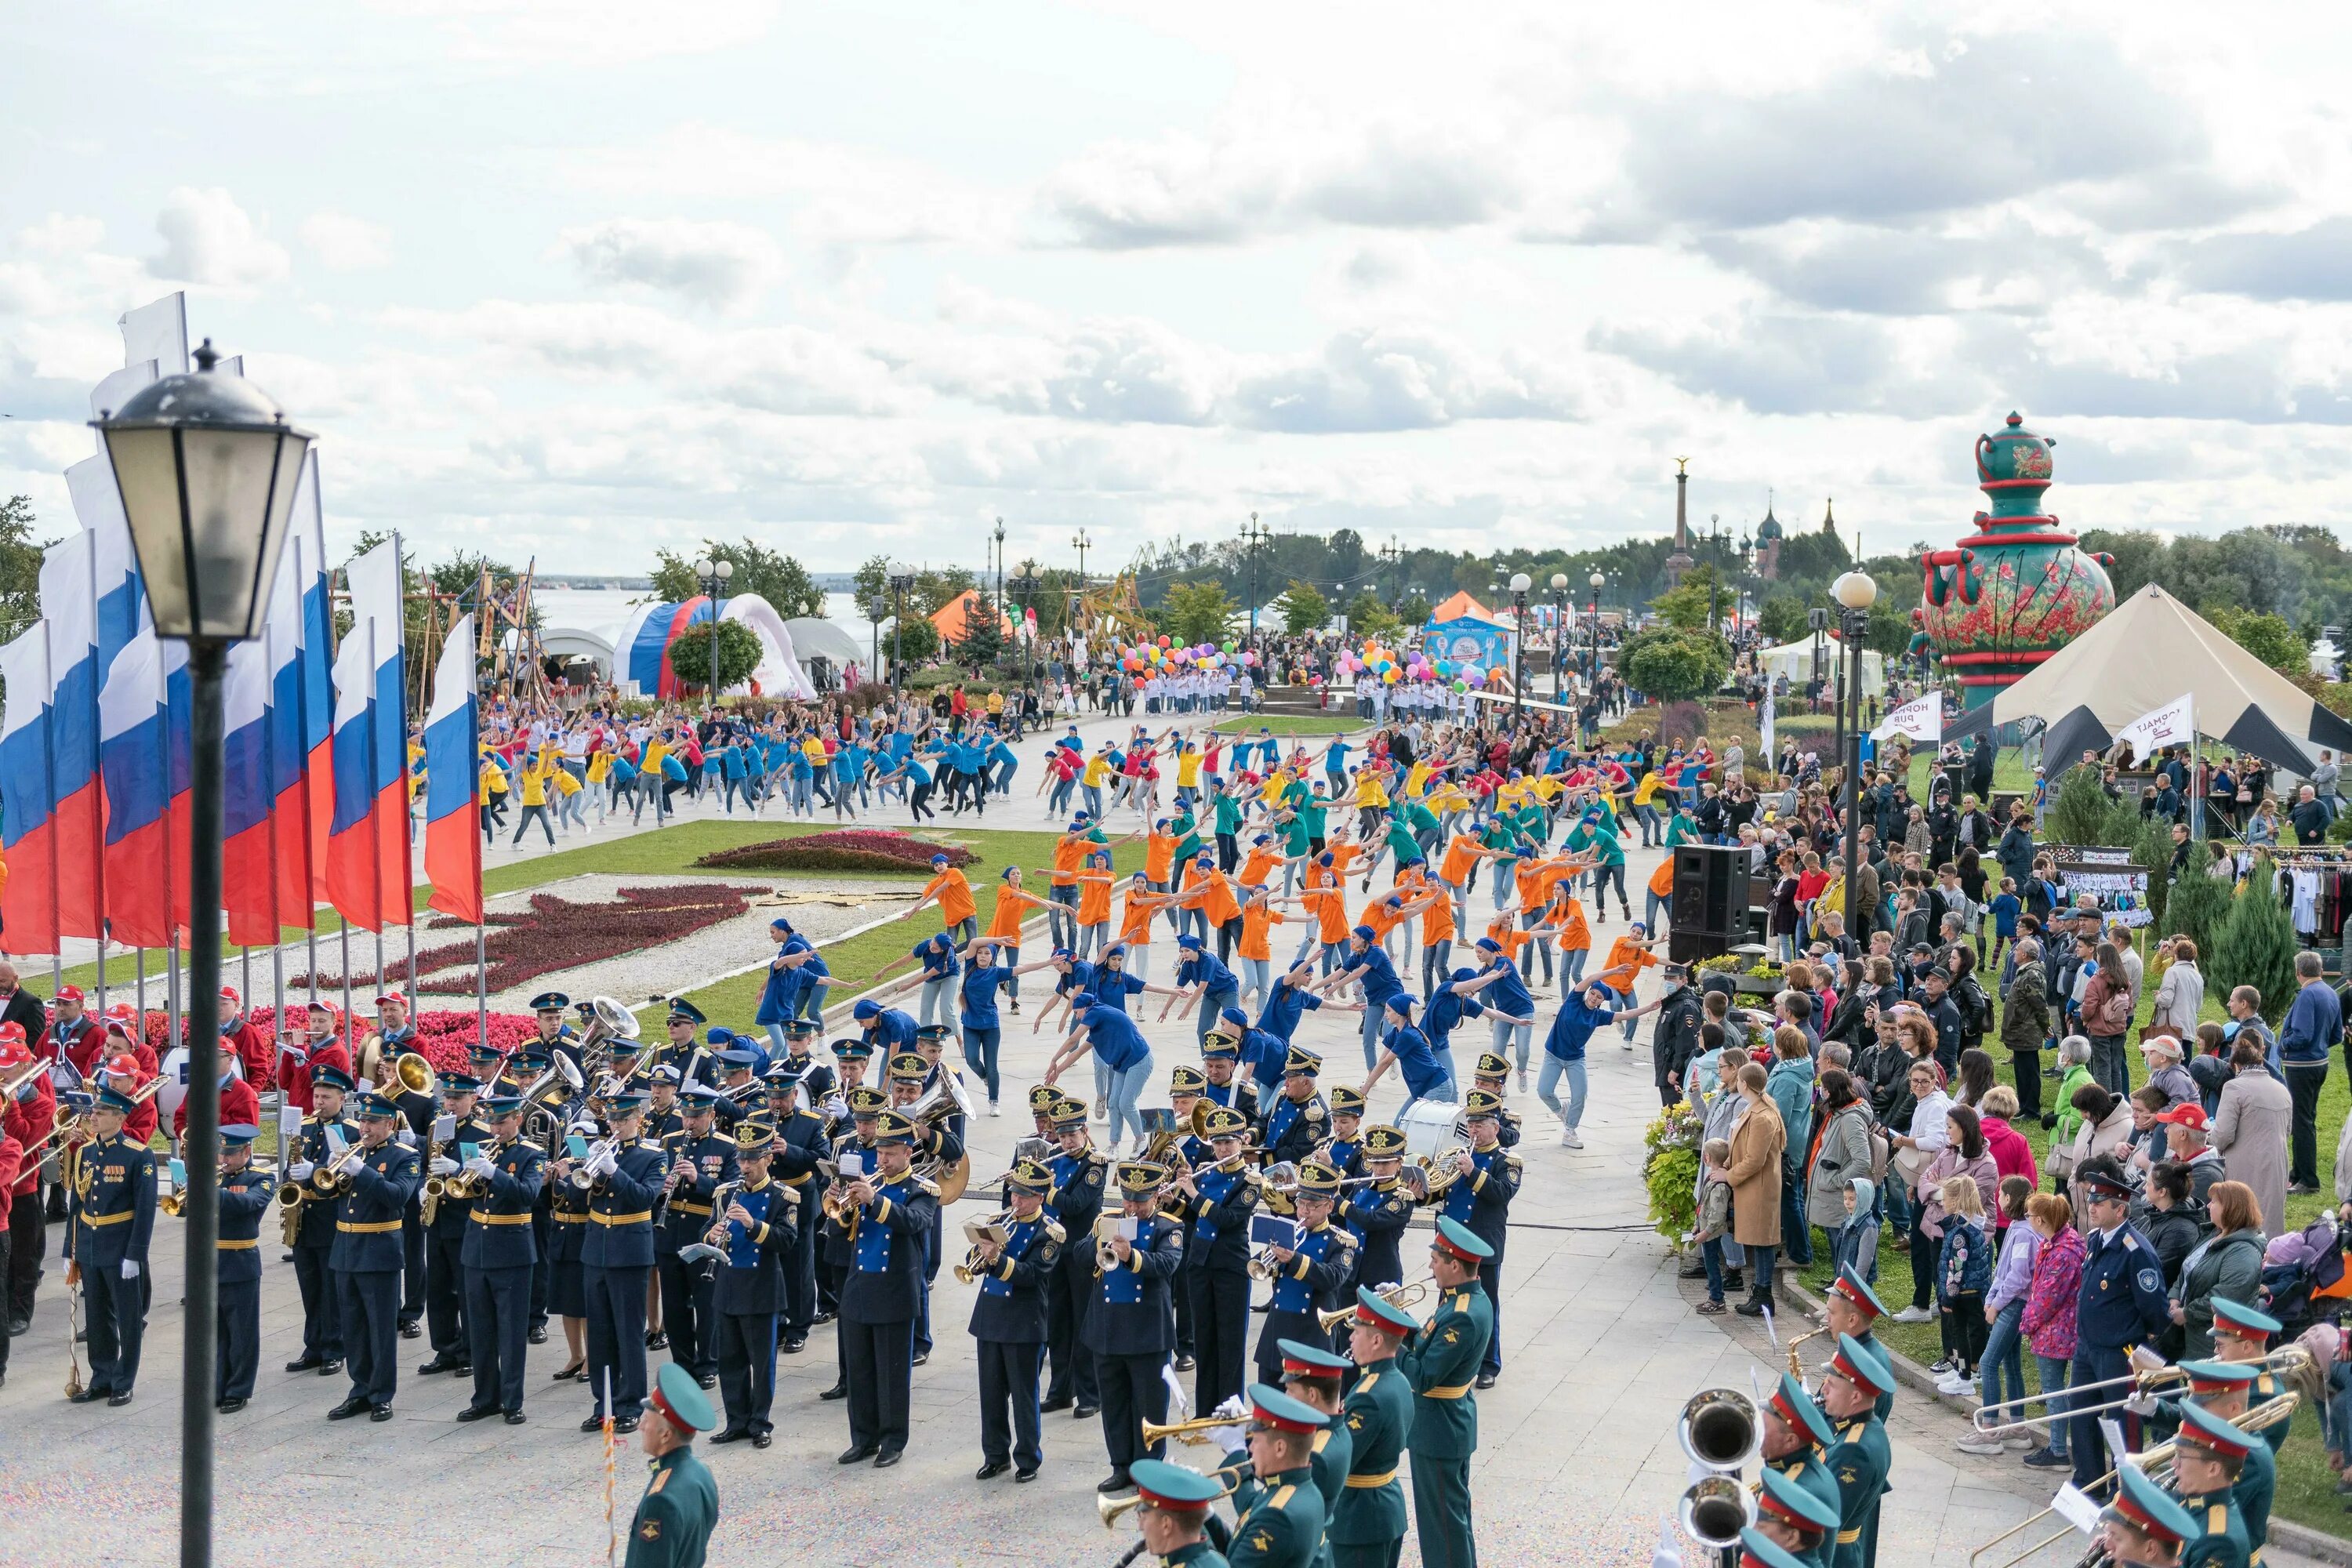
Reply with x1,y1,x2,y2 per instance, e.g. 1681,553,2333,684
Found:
2115,692,2194,757
1760,681,1776,764
1873,690,1944,744
118,293,188,375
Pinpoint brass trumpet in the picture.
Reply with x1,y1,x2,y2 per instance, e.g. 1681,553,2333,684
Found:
1138,1412,1247,1447
952,1211,1014,1284
1100,1472,1236,1526
1316,1279,1428,1331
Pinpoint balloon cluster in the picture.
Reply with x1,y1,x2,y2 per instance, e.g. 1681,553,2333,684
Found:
1328,641,1486,693
1117,635,1258,674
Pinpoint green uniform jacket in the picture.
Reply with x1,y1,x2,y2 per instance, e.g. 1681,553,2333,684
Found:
1766,1450,1844,1568
625,1447,718,1568
1223,1420,1349,1568
1225,1463,1327,1568
1329,1361,1413,1547
1400,1283,1494,1459
2233,1440,2274,1559
2178,1490,2249,1568
1163,1540,1233,1568
1826,1414,1890,1568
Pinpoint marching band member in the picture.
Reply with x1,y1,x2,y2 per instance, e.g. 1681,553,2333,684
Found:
284,1062,354,1377
911,1025,970,1356
1124,1458,1235,1568
774,1018,834,1102
1465,1054,1521,1149
706,1120,798,1448
1201,1030,1262,1121
1169,1064,1208,1371
2103,1464,2201,1568
1266,1338,1353,1526
2170,1361,2274,1559
817,1086,886,1401
1043,1094,1108,1418
418,1069,488,1379
169,1033,260,1145
628,1362,720,1568
4,1026,56,1341
1439,1091,1519,1389
1403,1217,1495,1568
531,991,583,1071
1260,1047,1330,1169
969,1155,1062,1483
1340,1125,1412,1297
834,1107,937,1467
646,1000,706,1089
657,1084,736,1390
1819,1267,1895,1420
1202,1381,1330,1568
1755,1468,1840,1568
1740,1530,1811,1568
2170,1403,2254,1568
567,1088,666,1433
327,1088,423,1421
757,1063,826,1354
45,985,100,1076
1323,1087,1366,1176
1176,1104,1261,1413
703,1040,764,1130
1760,1370,1843,1563
2209,1298,2292,1456
66,1082,154,1408
1331,1287,1417,1568
1820,1334,1895,1568
277,1000,352,1116
1087,1158,1185,1495
1255,1160,1357,1385
2071,1158,2172,1494
543,1059,595,1385
212,1123,272,1413
457,1089,544,1425
510,1039,562,1349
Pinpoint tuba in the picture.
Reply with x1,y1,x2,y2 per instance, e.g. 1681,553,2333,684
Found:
391,1051,435,1098
576,996,639,1085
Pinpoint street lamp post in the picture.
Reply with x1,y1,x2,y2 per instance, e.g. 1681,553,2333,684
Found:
1508,572,1531,722
96,338,315,1568
993,517,1007,652
1831,571,1878,941
691,556,734,702
1240,512,1272,647
866,597,887,684
888,571,915,692
1588,570,1606,690
1548,572,1569,704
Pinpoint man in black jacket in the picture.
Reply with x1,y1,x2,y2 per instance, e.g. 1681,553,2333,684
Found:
969,1157,1062,1481
707,1123,799,1447
833,1109,938,1467
1650,967,1705,1106
1172,1105,1258,1413
1084,1160,1186,1495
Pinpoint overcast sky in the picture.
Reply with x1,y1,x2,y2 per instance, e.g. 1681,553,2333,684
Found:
5,2,2352,576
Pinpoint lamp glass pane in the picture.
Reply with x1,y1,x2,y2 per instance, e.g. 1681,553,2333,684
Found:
183,426,281,640
103,426,195,635
229,429,309,642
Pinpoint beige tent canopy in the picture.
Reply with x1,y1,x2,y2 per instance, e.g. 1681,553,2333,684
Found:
1755,634,1886,698
1945,583,2352,775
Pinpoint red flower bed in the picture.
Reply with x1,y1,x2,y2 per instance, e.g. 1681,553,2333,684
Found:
133,1005,541,1073
696,828,974,874
283,884,750,997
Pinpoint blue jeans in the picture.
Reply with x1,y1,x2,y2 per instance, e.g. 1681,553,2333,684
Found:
1106,1054,1152,1146
963,1025,1001,1105
1779,1162,1813,1265
1559,946,1588,985
1490,1016,1533,1072
1980,1298,2027,1425
1535,1054,1586,1128
2036,1354,2071,1457
1701,1237,1729,1303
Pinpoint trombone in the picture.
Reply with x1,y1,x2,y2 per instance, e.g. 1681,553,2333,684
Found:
1969,1346,2310,1435
1316,1279,1430,1331
1099,1473,1237,1527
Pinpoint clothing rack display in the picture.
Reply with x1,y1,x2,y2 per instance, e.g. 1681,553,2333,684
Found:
2267,847,2352,945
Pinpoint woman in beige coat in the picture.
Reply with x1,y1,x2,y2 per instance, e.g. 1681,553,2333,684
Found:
2213,1037,2294,1236
1723,1060,1787,1318
2063,1082,2135,1219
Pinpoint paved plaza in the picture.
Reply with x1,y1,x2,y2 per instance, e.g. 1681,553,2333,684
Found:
0,706,2321,1566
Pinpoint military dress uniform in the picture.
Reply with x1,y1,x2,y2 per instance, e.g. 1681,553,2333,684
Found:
818,1101,883,1398
1762,1372,1845,1568
285,1076,353,1372
2070,1204,2173,1495
1328,1289,1418,1568
1255,1163,1358,1386
1438,1101,1518,1384
969,1160,1062,1478
2212,1298,2293,1460
656,1094,738,1387
759,1072,827,1351
69,1094,157,1403
2174,1402,2256,1568
1255,1338,1354,1568
421,1086,492,1374
1044,1105,1109,1413
1185,1109,1263,1414
837,1112,938,1463
627,1363,721,1568
213,1125,274,1408
460,1115,546,1421
1401,1220,1496,1568
328,1094,424,1416
546,1109,593,1343
708,1128,799,1445
1340,1127,1412,1294
1258,1049,1329,1170
1129,1459,1236,1568
583,1102,670,1427
1222,1383,1333,1568
1822,1335,1896,1568
1085,1162,1186,1486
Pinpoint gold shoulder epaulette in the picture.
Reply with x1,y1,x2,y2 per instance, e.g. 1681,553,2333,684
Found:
1044,1220,1067,1244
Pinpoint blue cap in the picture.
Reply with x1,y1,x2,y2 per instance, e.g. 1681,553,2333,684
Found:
604,1091,651,1116
530,991,572,1013
1176,934,1203,951
1352,924,1377,942
354,1091,401,1121
706,1025,735,1047
1385,994,1416,1017
649,1360,717,1435
1201,1034,1239,1061
666,997,706,1025
684,1083,726,1105
481,1093,524,1116
763,1062,805,1088
713,1047,758,1068
1071,992,1098,1011
1219,1006,1250,1029
853,1000,883,1022
437,1072,482,1094
220,1123,259,1149
310,1063,357,1094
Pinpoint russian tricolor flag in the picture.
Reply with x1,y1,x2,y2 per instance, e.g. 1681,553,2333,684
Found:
0,625,56,955
423,613,481,924
38,532,103,940
274,451,334,926
97,629,178,950
223,528,305,948
325,539,409,933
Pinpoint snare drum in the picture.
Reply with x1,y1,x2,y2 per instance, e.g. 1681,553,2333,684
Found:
1396,1098,1467,1163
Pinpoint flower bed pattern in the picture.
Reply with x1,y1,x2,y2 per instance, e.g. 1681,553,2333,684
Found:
133,1006,541,1073
695,828,975,874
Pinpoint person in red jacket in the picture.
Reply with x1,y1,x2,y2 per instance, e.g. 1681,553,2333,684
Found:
98,1051,159,1148
218,987,272,1087
47,985,103,1079
2,1030,55,1340
277,1000,354,1115
171,1035,260,1145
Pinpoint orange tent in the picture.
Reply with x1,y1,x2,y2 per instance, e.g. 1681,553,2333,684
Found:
1428,590,1503,623
931,590,1013,642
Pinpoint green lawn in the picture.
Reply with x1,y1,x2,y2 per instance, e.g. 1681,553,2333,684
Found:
1786,946,2352,1539
1210,715,1367,737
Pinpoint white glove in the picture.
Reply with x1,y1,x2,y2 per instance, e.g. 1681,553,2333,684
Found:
121,1259,140,1279
464,1157,495,1181
430,1156,460,1176
288,1160,316,1181
1210,1393,1249,1421
1207,1419,1249,1456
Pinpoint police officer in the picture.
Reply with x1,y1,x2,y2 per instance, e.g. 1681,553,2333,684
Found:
706,1120,799,1449
1439,1091,1519,1389
835,1108,936,1466
567,1089,666,1432
1258,1047,1329,1170
1402,1218,1495,1568
212,1122,272,1413
1088,1159,1185,1494
1175,1104,1261,1414
283,1062,352,1377
2072,1157,2172,1495
816,1086,886,1403
327,1089,423,1421
969,1156,1062,1483
419,1069,489,1377
1043,1094,1108,1418
1820,1334,1895,1568
1255,1160,1357,1386
657,1084,735,1389
1203,1382,1330,1568
456,1090,544,1424
2171,1403,2253,1568
628,1361,720,1568
1339,1126,1413,1298
65,1083,154,1407
1124,1458,1236,1568
757,1062,826,1354
1760,1371,1843,1567
1330,1286,1417,1568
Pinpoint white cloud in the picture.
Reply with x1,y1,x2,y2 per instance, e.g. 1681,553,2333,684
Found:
356,0,779,67
149,187,289,288
300,212,394,271
556,218,783,314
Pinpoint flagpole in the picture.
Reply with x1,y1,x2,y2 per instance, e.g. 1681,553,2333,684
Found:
136,948,146,1017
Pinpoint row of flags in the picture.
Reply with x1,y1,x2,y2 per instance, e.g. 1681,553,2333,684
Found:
0,292,485,960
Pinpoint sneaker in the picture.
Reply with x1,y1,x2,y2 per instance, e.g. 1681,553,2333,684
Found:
1695,1299,1728,1316
2005,1436,2038,1452
2022,1447,2069,1469
987,1101,1002,1117
1893,1305,1935,1324
1935,1374,1971,1396
1929,1358,1955,1376
1559,1128,1583,1149
1955,1433,2005,1457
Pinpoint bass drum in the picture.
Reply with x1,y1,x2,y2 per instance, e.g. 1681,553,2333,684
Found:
1396,1099,1467,1164
157,1043,245,1131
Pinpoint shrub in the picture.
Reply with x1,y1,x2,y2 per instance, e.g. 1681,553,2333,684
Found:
2161,853,2231,962
1655,701,1708,750
2045,765,2114,847
1642,1101,1705,1250
697,828,975,874
1621,626,1731,703
2208,873,2300,1024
